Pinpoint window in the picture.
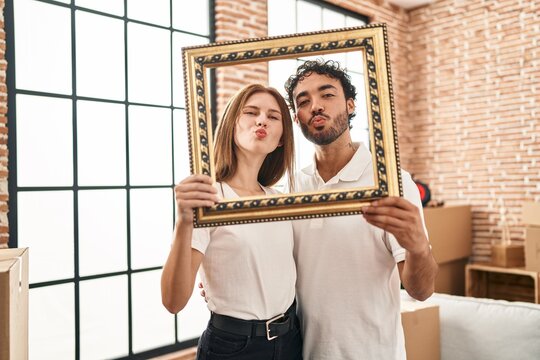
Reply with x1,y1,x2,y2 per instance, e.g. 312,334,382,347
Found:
268,0,368,170
6,0,213,358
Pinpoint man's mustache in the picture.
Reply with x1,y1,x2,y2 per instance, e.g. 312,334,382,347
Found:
309,112,330,125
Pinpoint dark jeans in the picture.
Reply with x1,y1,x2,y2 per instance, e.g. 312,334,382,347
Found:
196,314,303,360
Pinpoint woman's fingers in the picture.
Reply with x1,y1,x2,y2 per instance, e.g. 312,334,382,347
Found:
175,175,219,211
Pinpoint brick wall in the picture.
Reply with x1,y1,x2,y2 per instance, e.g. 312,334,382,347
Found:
2,1,537,258
408,0,540,262
0,0,7,248
326,0,413,178
214,0,269,117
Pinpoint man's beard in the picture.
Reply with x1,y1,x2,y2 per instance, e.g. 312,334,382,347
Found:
300,110,349,146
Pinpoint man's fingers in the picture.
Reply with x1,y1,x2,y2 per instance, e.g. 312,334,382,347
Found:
371,196,415,211
363,213,404,229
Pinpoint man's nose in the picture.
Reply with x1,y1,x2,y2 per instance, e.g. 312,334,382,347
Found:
311,99,324,114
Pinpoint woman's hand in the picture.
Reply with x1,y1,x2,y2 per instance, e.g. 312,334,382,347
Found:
175,175,220,223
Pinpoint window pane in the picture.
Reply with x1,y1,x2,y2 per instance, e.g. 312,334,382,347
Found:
77,100,126,186
268,59,297,97
16,95,73,187
129,106,172,185
128,0,170,27
346,49,365,74
294,124,315,172
177,273,209,342
18,191,74,283
173,109,191,184
128,23,171,106
132,270,175,352
349,71,369,132
130,188,173,269
76,11,125,101
80,276,129,360
14,0,71,94
268,0,295,36
29,284,75,360
346,16,366,27
78,190,127,276
297,1,322,33
76,0,124,16
172,32,209,107
322,8,345,30
172,0,209,35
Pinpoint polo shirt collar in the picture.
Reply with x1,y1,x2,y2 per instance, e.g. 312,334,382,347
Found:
301,142,372,183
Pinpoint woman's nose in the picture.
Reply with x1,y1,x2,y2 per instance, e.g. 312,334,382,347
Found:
256,115,268,127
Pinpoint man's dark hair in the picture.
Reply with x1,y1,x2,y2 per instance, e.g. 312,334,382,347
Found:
284,59,357,127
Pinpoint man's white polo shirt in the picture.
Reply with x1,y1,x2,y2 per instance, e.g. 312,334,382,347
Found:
293,143,426,360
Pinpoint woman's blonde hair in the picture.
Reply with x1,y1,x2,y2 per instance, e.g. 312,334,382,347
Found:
214,84,295,189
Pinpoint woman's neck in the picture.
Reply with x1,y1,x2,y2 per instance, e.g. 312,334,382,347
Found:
226,150,266,196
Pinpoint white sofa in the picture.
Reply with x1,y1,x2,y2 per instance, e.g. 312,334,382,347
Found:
423,293,540,360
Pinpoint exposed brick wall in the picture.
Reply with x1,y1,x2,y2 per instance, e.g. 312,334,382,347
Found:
408,0,540,262
0,0,7,248
214,0,269,118
326,0,413,173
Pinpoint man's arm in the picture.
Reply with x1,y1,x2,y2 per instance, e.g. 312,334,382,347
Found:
362,196,438,301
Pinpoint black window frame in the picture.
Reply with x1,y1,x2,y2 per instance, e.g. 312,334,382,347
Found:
5,0,215,358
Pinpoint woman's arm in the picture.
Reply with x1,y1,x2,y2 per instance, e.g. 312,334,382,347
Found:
161,175,218,314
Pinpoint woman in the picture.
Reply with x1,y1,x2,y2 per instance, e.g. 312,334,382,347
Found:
161,84,301,359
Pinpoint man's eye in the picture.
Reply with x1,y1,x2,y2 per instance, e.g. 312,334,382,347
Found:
298,100,308,107
323,93,334,98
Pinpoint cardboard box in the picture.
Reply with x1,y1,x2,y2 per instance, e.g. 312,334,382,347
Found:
0,248,29,360
523,202,540,226
491,244,525,268
434,258,468,296
401,300,440,360
423,206,472,295
423,205,472,264
525,226,540,271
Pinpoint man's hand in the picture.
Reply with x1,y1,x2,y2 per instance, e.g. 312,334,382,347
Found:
361,196,429,255
362,196,437,301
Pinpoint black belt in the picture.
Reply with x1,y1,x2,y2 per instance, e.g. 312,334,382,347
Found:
210,301,297,341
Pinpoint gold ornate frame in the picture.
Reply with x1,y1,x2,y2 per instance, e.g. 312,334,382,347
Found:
182,23,402,227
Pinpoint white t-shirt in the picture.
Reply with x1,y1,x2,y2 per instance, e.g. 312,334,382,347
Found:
192,182,296,320
293,144,427,360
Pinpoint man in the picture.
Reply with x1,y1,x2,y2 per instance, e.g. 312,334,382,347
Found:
285,60,438,359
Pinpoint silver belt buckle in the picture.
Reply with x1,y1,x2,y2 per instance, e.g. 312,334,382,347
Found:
265,313,285,341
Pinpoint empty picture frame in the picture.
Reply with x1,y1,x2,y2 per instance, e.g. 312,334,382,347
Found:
182,23,402,227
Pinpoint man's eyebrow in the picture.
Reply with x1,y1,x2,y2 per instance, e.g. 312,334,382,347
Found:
318,84,337,92
295,84,338,102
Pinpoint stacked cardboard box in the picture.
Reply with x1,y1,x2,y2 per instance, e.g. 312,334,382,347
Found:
401,299,440,360
0,248,29,360
523,202,540,272
423,205,472,295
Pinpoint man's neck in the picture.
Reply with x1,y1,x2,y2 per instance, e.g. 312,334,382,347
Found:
314,134,358,183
